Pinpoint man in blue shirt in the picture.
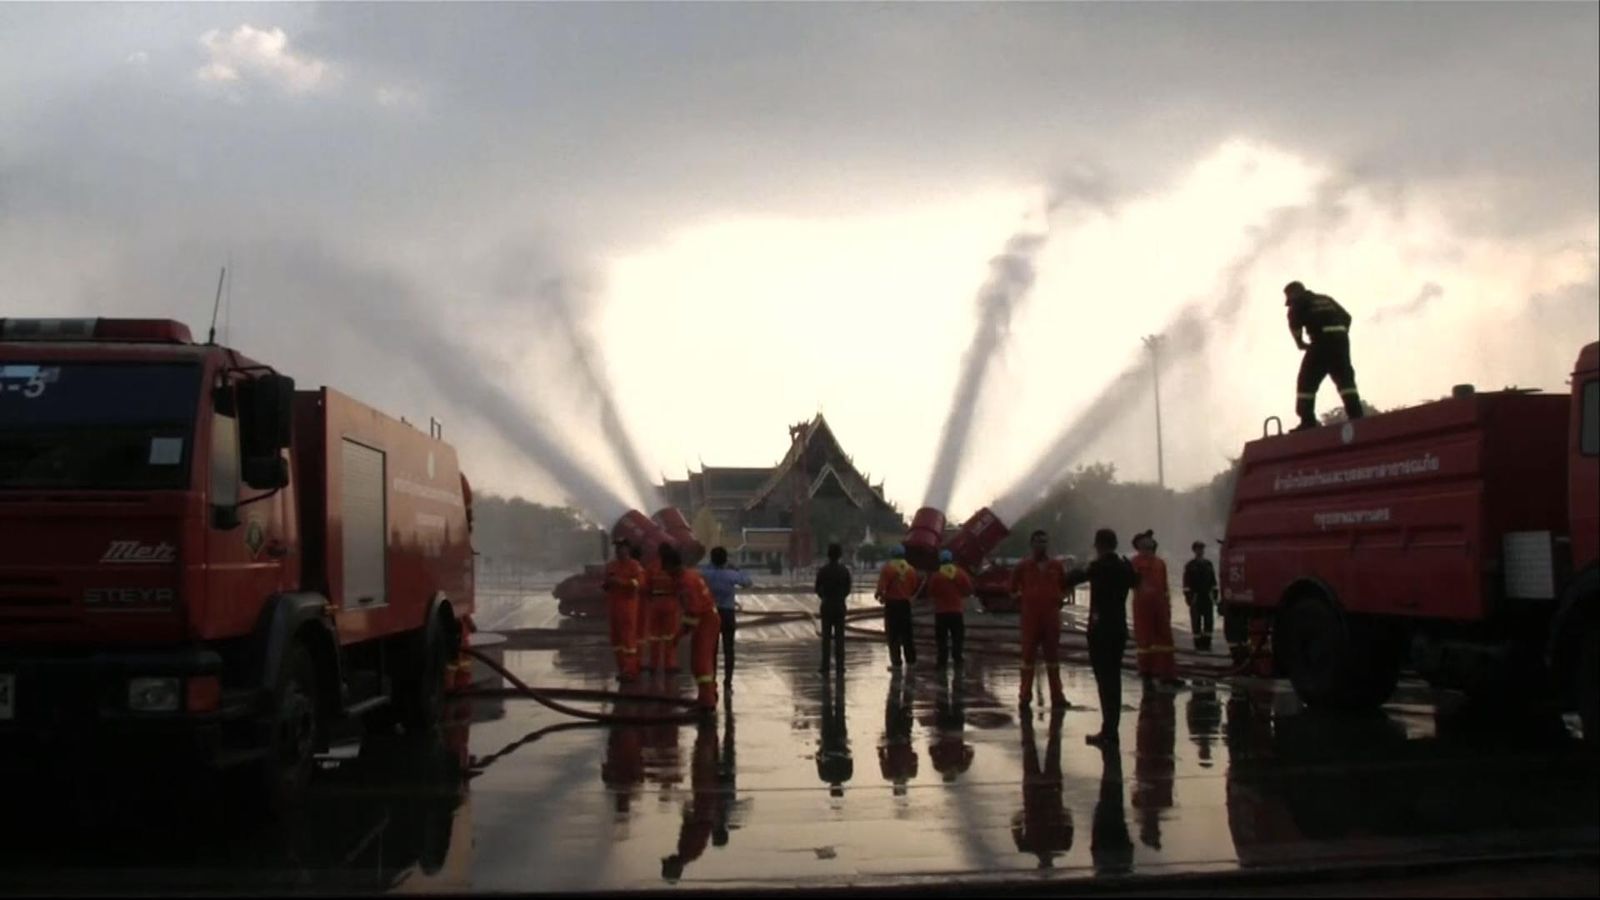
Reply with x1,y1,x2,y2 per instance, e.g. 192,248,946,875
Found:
700,546,753,683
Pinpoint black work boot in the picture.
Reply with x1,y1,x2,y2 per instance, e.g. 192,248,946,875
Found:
1342,392,1365,420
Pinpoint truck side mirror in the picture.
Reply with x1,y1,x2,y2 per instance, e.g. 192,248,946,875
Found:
242,455,290,491
238,374,294,491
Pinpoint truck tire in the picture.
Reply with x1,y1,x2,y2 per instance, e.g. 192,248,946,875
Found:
395,618,451,734
1579,626,1598,750
265,641,321,812
1276,596,1400,711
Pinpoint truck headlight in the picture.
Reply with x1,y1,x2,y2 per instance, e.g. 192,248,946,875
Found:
128,677,181,712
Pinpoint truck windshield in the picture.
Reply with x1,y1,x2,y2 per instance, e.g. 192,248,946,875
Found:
0,362,201,490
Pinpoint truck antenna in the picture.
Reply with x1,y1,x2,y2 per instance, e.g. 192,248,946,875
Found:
207,266,227,345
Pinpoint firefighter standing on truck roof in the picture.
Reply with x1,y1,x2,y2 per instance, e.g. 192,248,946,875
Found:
875,545,921,669
1285,280,1365,431
1010,529,1071,709
1130,531,1183,689
664,543,720,710
1182,541,1218,653
603,537,646,682
928,549,974,670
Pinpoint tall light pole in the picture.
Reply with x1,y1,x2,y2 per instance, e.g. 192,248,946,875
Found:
1142,334,1167,489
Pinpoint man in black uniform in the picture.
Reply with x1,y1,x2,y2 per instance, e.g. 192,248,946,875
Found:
813,543,852,675
1066,528,1139,747
1285,280,1365,431
1182,541,1218,652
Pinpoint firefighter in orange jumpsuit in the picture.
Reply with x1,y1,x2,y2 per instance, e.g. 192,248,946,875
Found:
1130,531,1183,688
928,678,974,783
643,546,682,675
874,545,922,669
600,707,647,816
1133,689,1177,850
927,549,974,669
1013,706,1073,868
666,543,721,711
879,673,919,795
1010,529,1071,708
661,719,720,883
603,537,645,682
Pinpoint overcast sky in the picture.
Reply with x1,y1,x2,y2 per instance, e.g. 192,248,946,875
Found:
3,2,1596,522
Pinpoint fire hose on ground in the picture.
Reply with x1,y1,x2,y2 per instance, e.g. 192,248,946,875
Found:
461,646,704,725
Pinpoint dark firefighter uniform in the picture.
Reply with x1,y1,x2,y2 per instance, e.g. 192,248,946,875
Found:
1286,281,1364,430
1066,550,1139,742
816,679,853,795
1133,690,1176,850
661,721,720,883
1013,708,1073,869
1182,552,1218,652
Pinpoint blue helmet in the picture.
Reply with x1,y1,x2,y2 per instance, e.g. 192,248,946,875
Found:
890,544,906,559
939,549,954,564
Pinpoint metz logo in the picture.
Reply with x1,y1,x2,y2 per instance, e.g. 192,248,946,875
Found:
100,541,177,564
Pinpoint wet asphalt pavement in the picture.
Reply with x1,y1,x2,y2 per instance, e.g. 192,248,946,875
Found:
0,591,1595,895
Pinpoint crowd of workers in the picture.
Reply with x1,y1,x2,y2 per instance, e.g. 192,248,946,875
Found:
597,277,1348,719
601,524,1229,742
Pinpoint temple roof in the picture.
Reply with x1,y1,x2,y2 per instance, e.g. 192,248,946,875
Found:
744,415,891,512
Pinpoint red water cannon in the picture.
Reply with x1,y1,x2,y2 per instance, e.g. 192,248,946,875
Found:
612,510,675,564
903,507,949,571
941,506,1012,571
651,507,706,566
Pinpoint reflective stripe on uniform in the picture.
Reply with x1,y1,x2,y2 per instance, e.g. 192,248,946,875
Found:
695,675,715,684
1340,388,1360,396
1297,392,1316,399
683,616,699,626
1321,325,1348,332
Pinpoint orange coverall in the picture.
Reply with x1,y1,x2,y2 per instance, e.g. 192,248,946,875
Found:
603,557,645,680
644,561,682,673
1130,552,1177,679
875,559,922,667
677,568,722,709
1013,710,1074,867
661,721,720,882
927,565,974,615
1011,556,1070,705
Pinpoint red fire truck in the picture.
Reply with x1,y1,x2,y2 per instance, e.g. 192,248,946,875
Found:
1222,341,1598,740
0,318,475,803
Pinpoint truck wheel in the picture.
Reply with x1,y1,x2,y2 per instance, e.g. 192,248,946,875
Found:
1346,618,1404,709
396,619,451,734
1276,597,1398,711
1579,626,1598,749
265,641,321,811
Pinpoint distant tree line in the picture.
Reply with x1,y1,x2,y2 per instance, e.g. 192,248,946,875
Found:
989,461,1239,561
471,494,606,569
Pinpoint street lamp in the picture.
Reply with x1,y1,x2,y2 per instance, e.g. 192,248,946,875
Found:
1142,334,1166,489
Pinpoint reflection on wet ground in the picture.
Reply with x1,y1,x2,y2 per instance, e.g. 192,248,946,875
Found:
1,593,1595,893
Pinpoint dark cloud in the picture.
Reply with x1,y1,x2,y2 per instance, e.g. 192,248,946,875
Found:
2,3,1595,505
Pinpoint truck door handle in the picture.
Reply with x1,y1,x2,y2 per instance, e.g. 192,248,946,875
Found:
266,541,288,559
